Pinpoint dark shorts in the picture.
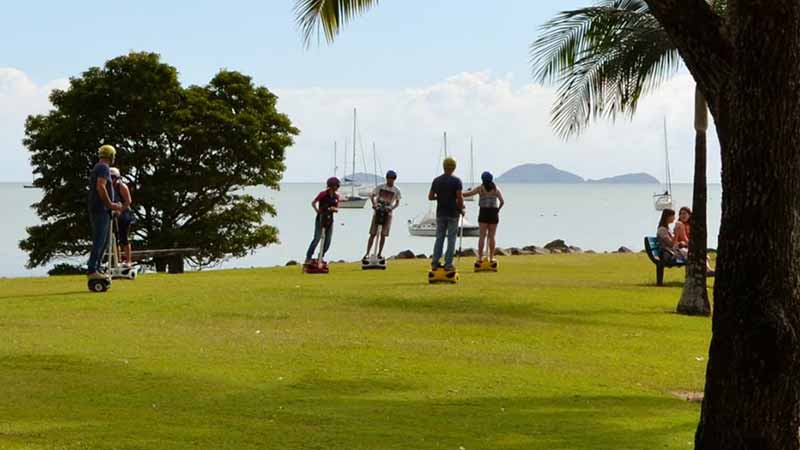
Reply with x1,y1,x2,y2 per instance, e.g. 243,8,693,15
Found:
117,219,132,245
478,207,500,225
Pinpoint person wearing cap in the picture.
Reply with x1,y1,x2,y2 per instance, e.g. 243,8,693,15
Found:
428,157,464,271
110,168,135,266
464,171,505,262
87,145,123,279
363,170,402,260
305,177,341,264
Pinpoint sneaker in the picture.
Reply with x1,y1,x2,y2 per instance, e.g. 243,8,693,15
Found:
304,258,312,265
444,265,456,272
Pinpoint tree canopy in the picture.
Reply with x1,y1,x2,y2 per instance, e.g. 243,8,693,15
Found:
20,52,299,269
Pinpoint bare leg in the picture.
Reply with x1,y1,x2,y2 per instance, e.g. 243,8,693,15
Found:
124,244,132,265
478,223,488,261
365,234,376,258
488,224,498,260
378,235,387,256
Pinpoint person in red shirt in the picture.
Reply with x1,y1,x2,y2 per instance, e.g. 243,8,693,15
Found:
305,177,340,264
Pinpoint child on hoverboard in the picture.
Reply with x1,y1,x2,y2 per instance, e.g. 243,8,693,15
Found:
304,177,341,269
463,171,504,266
362,170,401,262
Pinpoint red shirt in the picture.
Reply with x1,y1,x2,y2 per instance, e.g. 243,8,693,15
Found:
314,190,340,215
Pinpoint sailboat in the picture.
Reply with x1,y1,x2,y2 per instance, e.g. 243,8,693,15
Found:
339,108,368,209
358,142,380,197
463,137,476,202
408,132,480,237
653,118,674,211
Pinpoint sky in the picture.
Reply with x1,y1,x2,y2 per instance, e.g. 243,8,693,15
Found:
0,0,720,183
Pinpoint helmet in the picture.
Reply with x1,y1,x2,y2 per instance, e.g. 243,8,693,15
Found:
481,171,493,183
98,144,116,160
386,170,397,179
443,157,457,170
109,167,121,179
326,177,340,188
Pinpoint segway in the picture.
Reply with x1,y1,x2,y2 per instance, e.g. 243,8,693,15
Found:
428,215,463,284
474,237,499,273
304,214,332,274
362,204,390,270
108,216,137,280
88,213,114,293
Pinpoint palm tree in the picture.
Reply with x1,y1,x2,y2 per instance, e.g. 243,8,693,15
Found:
530,0,711,316
293,0,711,316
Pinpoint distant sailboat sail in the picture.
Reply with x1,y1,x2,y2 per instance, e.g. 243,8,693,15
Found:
653,118,673,211
340,108,368,209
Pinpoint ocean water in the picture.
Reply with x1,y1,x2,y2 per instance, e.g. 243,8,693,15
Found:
0,182,721,278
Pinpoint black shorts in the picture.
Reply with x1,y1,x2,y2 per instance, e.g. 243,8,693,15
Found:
478,207,500,225
117,219,132,245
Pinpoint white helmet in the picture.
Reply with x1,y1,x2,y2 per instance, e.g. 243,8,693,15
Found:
109,167,121,178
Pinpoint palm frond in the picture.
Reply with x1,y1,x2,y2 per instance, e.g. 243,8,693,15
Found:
530,0,680,138
294,0,380,47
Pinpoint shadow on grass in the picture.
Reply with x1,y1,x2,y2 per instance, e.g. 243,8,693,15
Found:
357,296,674,331
0,291,89,301
0,353,697,450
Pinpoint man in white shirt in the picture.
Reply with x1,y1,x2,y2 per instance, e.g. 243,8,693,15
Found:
363,170,401,260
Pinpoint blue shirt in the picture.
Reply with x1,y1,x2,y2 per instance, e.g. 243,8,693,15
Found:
430,174,463,218
88,162,113,214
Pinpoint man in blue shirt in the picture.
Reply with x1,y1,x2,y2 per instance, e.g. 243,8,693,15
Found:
87,145,123,279
429,157,464,271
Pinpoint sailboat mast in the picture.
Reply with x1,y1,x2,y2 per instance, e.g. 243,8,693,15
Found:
470,137,474,187
372,142,378,187
352,108,357,196
663,117,672,193
334,141,338,178
443,131,448,158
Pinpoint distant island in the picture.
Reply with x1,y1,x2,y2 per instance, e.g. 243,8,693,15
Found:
343,172,383,183
496,163,659,184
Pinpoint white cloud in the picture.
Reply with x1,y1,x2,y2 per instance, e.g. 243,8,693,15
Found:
0,68,68,182
0,68,720,185
276,71,721,184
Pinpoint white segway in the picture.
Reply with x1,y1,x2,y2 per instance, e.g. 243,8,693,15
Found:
108,216,137,280
362,204,390,270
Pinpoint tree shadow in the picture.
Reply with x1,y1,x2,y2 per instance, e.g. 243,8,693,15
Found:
0,353,698,450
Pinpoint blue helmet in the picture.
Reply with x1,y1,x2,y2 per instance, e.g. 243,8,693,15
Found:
386,170,397,179
481,171,493,183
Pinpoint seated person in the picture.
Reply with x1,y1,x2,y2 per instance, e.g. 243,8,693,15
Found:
674,206,691,248
657,209,688,263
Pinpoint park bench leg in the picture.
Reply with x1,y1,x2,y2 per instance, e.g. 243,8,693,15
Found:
657,264,665,286
168,255,185,274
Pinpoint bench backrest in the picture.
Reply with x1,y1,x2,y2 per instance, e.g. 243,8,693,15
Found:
644,236,662,264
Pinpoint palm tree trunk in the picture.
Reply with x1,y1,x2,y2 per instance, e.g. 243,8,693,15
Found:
677,87,711,316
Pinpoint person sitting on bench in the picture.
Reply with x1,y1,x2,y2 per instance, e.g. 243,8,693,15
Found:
656,209,687,263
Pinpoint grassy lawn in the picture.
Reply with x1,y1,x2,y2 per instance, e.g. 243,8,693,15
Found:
0,254,710,450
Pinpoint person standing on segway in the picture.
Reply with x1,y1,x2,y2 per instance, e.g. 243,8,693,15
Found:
429,157,464,272
305,177,341,265
110,168,135,266
87,145,123,280
362,170,402,262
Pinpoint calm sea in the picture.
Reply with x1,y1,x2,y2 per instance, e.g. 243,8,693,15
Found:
0,182,721,278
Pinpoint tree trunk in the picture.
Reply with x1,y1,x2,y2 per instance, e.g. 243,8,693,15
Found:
693,3,800,447
677,87,711,316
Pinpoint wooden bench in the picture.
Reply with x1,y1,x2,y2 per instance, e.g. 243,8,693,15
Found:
644,237,686,286
131,248,199,274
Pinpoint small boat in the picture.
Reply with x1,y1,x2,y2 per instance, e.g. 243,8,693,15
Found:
340,108,367,209
654,118,674,211
408,212,480,237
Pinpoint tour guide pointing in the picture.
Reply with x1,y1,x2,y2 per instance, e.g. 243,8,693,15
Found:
428,157,464,271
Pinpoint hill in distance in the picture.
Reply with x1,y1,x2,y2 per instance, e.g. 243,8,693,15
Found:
343,172,383,183
496,163,659,184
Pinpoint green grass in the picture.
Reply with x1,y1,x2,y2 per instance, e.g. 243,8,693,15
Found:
0,254,710,450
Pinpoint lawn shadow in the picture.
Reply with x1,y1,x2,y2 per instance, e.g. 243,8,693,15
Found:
0,353,699,449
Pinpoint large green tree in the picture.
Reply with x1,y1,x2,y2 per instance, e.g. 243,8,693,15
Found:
294,0,800,448
21,52,298,270
529,0,712,315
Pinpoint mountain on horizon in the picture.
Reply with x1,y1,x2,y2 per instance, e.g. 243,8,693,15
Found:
496,163,659,184
343,172,383,184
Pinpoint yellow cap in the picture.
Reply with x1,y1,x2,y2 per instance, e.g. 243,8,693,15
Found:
443,157,457,170
98,144,116,160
